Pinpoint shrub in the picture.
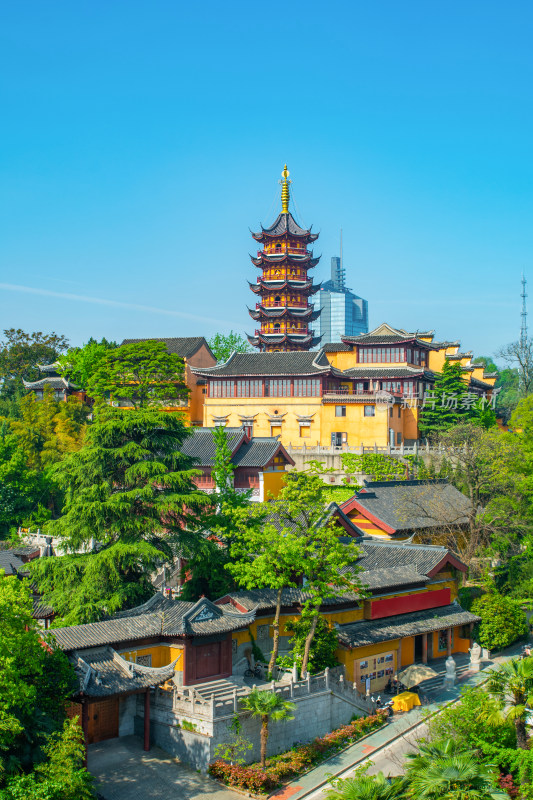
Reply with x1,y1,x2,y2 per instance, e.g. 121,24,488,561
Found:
471,594,528,651
208,711,385,792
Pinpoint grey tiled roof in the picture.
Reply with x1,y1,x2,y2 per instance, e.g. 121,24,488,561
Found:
254,212,316,238
352,480,471,532
355,540,452,575
22,377,74,390
52,596,256,653
180,427,293,469
337,604,480,648
191,350,333,377
180,427,246,466
121,337,214,361
219,586,361,613
322,342,352,352
71,646,178,697
357,566,428,591
33,600,54,618
264,501,362,539
0,550,24,576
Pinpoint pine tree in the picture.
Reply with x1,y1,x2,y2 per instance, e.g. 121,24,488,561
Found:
31,406,212,624
419,360,471,438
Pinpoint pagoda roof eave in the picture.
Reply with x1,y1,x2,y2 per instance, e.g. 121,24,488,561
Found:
249,280,322,295
250,253,320,268
249,306,316,320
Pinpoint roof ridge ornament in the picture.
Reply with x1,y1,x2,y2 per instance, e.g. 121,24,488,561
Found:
280,164,291,214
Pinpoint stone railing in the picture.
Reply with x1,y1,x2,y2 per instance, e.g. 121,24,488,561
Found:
153,665,370,722
285,442,431,455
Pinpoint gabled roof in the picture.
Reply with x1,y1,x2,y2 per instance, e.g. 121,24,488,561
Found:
121,337,214,361
217,586,360,613
191,349,335,377
51,595,256,653
179,427,295,469
264,501,363,539
340,480,471,534
352,538,467,576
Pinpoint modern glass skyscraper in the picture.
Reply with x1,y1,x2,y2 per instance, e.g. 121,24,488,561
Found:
316,256,369,344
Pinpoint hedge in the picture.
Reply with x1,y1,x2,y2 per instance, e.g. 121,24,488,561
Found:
208,711,386,794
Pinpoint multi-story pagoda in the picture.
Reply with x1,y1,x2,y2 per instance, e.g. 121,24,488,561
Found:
247,166,322,352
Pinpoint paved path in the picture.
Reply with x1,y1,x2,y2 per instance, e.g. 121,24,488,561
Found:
88,736,241,800
272,641,526,800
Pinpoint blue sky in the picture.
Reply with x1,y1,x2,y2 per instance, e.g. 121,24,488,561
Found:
1,1,532,359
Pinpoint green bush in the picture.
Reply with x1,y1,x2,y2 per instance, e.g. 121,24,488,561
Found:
208,711,386,793
471,594,528,651
458,585,485,611
276,616,339,676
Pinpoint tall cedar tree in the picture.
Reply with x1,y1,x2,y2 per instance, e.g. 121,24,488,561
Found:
0,577,75,782
229,467,364,677
86,340,188,409
180,426,262,601
419,360,471,438
31,406,212,624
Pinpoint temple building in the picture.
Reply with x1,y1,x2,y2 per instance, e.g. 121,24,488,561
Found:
247,166,322,352
192,323,497,449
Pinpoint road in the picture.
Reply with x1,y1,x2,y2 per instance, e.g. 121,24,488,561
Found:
303,720,428,799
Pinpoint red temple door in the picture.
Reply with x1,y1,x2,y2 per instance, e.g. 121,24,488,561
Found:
195,642,221,679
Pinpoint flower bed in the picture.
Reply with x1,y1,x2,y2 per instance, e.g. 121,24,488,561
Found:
208,711,386,794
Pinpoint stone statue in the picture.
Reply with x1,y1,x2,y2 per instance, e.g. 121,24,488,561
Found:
442,655,456,689
469,641,481,672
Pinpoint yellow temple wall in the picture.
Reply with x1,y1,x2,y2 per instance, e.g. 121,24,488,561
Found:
203,397,323,445
119,643,185,680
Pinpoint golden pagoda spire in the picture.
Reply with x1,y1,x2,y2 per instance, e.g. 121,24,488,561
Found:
280,164,291,214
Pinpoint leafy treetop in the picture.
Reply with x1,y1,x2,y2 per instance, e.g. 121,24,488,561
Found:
208,331,252,363
86,340,187,409
0,329,69,397
56,337,117,390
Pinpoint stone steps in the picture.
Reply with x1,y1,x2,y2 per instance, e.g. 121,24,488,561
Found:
192,679,250,701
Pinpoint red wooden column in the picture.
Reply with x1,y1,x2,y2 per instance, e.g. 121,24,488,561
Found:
447,628,452,657
143,689,150,752
422,633,428,664
81,701,89,767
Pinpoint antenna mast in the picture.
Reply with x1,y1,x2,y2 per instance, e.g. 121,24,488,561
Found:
521,274,528,350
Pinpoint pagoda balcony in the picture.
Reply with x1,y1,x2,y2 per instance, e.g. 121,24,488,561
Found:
256,329,313,337
256,302,308,309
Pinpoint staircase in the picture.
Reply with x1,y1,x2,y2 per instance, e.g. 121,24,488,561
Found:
191,679,252,703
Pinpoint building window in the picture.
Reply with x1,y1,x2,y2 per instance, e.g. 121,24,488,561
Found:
396,432,402,445
210,380,234,398
271,425,282,437
300,425,311,438
236,380,262,397
136,654,152,667
398,406,401,418
257,624,269,641
294,378,320,397
335,406,346,417
364,405,375,417
331,432,346,446
389,407,393,418
266,379,291,397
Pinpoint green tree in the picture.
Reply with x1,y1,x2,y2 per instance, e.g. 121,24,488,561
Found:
213,715,253,766
484,658,533,751
31,406,211,624
0,577,75,782
403,739,507,800
208,331,252,363
56,337,117,390
471,595,528,652
419,360,472,438
279,615,339,675
86,340,188,409
0,329,69,399
0,718,95,800
180,426,261,601
240,689,295,768
0,426,50,536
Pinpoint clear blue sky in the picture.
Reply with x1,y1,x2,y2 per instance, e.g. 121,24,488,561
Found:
1,1,532,359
